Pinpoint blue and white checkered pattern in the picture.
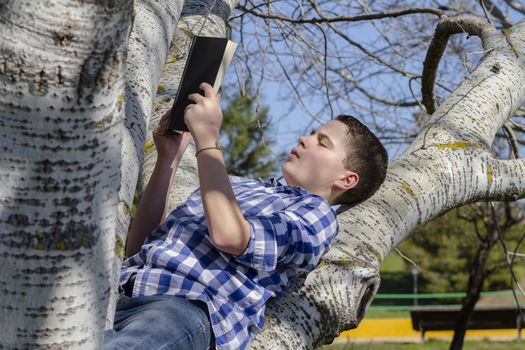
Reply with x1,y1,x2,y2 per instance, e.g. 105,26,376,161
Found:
120,176,338,349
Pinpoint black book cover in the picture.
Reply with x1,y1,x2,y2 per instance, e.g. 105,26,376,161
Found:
167,36,237,132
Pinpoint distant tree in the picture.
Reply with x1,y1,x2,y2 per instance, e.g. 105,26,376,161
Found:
399,202,525,350
220,92,280,179
400,203,524,293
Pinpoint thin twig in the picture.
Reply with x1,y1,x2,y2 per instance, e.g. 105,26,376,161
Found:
408,77,427,113
503,122,520,159
395,248,422,273
236,5,443,24
479,0,496,26
490,203,525,324
315,22,334,119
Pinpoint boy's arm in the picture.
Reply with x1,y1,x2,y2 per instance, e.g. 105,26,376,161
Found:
234,195,339,272
185,83,250,256
125,111,192,258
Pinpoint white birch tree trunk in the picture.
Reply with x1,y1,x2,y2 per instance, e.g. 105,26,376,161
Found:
250,17,525,349
107,0,184,328
0,1,132,348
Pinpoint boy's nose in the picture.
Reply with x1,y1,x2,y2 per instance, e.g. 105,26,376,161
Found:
298,135,307,148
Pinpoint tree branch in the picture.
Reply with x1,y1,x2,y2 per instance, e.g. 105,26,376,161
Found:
503,121,520,158
486,158,525,201
352,81,419,107
324,21,419,80
421,16,498,114
509,119,525,132
480,0,513,28
503,0,525,15
307,1,419,109
236,5,443,24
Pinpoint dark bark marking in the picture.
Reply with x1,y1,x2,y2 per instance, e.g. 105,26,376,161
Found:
31,69,49,96
57,65,64,85
7,213,29,227
2,219,98,250
490,63,501,74
52,28,74,47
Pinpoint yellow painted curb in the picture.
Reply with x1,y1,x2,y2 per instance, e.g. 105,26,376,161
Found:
338,318,518,339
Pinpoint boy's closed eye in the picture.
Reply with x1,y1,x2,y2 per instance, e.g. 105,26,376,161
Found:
310,129,333,148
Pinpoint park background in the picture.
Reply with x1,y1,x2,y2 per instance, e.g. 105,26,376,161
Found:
1,0,525,349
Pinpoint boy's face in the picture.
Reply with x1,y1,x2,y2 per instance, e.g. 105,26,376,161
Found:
282,120,356,201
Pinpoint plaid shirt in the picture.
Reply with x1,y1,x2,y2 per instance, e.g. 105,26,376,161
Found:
120,176,338,349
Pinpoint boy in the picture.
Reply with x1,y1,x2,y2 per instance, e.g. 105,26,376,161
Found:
104,83,388,349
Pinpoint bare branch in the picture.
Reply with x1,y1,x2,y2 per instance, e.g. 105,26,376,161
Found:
267,22,323,125
324,21,419,79
421,16,498,114
352,81,418,107
314,23,334,119
510,119,525,132
503,121,520,158
503,0,525,15
236,5,443,25
480,0,513,28
479,0,496,26
472,217,485,244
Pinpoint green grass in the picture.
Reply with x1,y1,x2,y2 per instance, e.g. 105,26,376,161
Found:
376,252,414,295
379,253,407,273
362,309,409,319
319,340,523,350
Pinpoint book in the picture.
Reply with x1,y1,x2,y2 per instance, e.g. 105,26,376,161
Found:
167,35,238,132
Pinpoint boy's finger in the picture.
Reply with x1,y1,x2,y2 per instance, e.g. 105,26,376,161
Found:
156,110,169,126
153,109,173,135
153,125,165,136
200,82,215,98
184,104,194,114
188,93,205,103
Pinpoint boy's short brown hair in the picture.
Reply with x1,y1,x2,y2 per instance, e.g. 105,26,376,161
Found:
334,115,388,205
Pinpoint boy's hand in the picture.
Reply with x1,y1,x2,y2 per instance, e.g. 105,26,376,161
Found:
153,109,192,163
184,82,223,150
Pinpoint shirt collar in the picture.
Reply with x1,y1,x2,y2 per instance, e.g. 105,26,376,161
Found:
267,176,284,187
266,176,312,197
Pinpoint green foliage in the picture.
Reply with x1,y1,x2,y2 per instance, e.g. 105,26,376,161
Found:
397,204,525,294
221,92,280,179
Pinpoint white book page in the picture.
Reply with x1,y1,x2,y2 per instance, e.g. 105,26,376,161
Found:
213,40,238,92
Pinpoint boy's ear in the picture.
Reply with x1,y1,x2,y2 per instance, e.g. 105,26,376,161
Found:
333,171,359,191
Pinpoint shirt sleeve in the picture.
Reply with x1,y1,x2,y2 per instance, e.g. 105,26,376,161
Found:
234,194,338,272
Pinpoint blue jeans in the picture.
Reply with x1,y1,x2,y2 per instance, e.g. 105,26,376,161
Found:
104,294,213,350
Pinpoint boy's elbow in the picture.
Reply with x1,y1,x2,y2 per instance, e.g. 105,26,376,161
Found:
209,220,250,256
211,238,245,256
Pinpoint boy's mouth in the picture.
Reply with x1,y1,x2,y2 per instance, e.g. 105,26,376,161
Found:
290,148,299,158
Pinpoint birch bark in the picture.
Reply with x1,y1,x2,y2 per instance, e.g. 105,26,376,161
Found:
107,0,184,327
0,1,132,348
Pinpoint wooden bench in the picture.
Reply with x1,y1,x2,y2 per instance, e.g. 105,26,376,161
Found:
410,305,524,341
